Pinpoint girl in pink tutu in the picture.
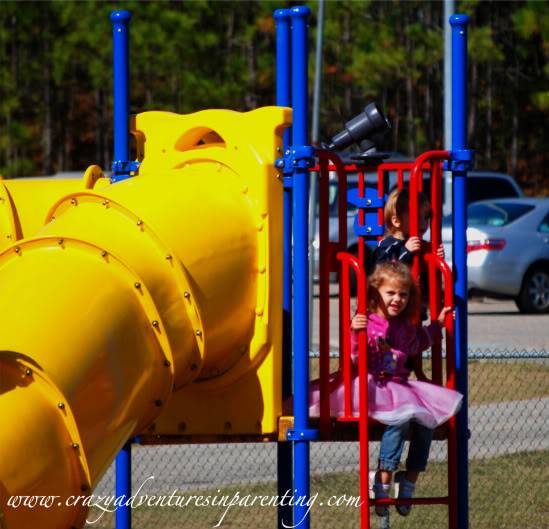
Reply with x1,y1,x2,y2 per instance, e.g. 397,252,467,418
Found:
309,261,462,517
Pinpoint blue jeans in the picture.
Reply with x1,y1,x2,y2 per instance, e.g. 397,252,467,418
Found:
378,421,433,472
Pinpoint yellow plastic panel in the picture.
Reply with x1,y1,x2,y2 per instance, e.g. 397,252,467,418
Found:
0,237,173,485
0,358,90,529
0,106,290,529
131,107,289,435
43,192,204,388
0,167,109,252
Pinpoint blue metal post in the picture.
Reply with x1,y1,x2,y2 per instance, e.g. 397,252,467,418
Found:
111,10,133,529
290,6,312,529
450,14,470,529
115,441,132,529
274,8,293,529
275,9,292,151
110,10,132,183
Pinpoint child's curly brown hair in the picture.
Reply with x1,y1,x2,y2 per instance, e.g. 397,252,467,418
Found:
367,261,421,322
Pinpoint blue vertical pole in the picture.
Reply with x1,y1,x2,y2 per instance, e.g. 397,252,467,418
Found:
450,14,470,529
290,6,311,529
274,8,293,529
275,9,292,150
111,10,133,529
115,441,132,529
275,9,292,401
110,10,132,183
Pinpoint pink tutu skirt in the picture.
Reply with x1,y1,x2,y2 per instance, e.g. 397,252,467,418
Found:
309,373,462,430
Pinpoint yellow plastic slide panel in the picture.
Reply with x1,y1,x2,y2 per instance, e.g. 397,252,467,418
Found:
0,177,81,240
0,237,174,486
106,168,260,380
129,107,289,435
43,192,205,388
0,166,109,252
152,337,280,436
129,107,291,384
0,357,90,529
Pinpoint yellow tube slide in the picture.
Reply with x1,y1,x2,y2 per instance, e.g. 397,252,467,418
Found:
0,107,290,528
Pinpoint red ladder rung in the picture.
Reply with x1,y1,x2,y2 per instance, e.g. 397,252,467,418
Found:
370,496,450,507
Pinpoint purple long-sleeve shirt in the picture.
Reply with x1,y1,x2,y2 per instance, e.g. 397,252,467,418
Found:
351,312,442,380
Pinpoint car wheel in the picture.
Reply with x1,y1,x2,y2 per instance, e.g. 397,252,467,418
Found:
515,266,549,314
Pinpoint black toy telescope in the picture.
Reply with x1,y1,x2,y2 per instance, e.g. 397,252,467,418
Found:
325,102,392,161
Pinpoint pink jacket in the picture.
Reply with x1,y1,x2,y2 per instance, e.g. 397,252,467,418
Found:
350,312,442,380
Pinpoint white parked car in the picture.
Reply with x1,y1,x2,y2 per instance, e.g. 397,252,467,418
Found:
442,198,549,313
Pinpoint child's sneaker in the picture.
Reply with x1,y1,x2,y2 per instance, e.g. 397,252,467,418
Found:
394,471,415,516
369,470,390,517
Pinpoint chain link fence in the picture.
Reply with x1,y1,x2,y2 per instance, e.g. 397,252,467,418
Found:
89,349,549,529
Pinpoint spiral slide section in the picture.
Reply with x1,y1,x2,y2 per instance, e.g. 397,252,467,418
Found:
0,106,290,529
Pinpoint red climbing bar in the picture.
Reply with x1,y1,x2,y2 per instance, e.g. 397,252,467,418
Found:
317,151,331,433
423,253,458,529
409,151,450,280
429,160,444,384
316,151,349,434
336,252,368,529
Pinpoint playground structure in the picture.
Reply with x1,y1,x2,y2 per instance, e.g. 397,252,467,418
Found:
0,6,471,529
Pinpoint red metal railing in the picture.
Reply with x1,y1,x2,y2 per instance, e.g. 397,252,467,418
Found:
316,150,348,434
409,151,451,382
409,150,450,279
423,252,458,529
312,150,458,529
336,252,369,527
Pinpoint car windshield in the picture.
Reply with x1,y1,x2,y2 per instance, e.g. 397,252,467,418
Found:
443,202,534,227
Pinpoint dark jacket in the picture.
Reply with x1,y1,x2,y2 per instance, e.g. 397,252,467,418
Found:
373,236,413,265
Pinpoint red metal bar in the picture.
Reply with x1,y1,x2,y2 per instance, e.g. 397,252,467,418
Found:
377,166,385,239
422,254,455,380
423,253,458,529
316,150,351,434
430,161,443,251
358,169,365,268
317,152,331,433
336,157,348,388
440,256,458,529
429,161,444,384
443,255,458,529
339,262,352,418
371,496,450,507
409,151,449,280
409,162,421,280
336,252,368,529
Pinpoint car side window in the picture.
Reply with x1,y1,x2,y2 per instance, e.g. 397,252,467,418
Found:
538,212,549,233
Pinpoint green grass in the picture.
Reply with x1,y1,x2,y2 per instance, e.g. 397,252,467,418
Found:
466,359,549,405
87,450,549,528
